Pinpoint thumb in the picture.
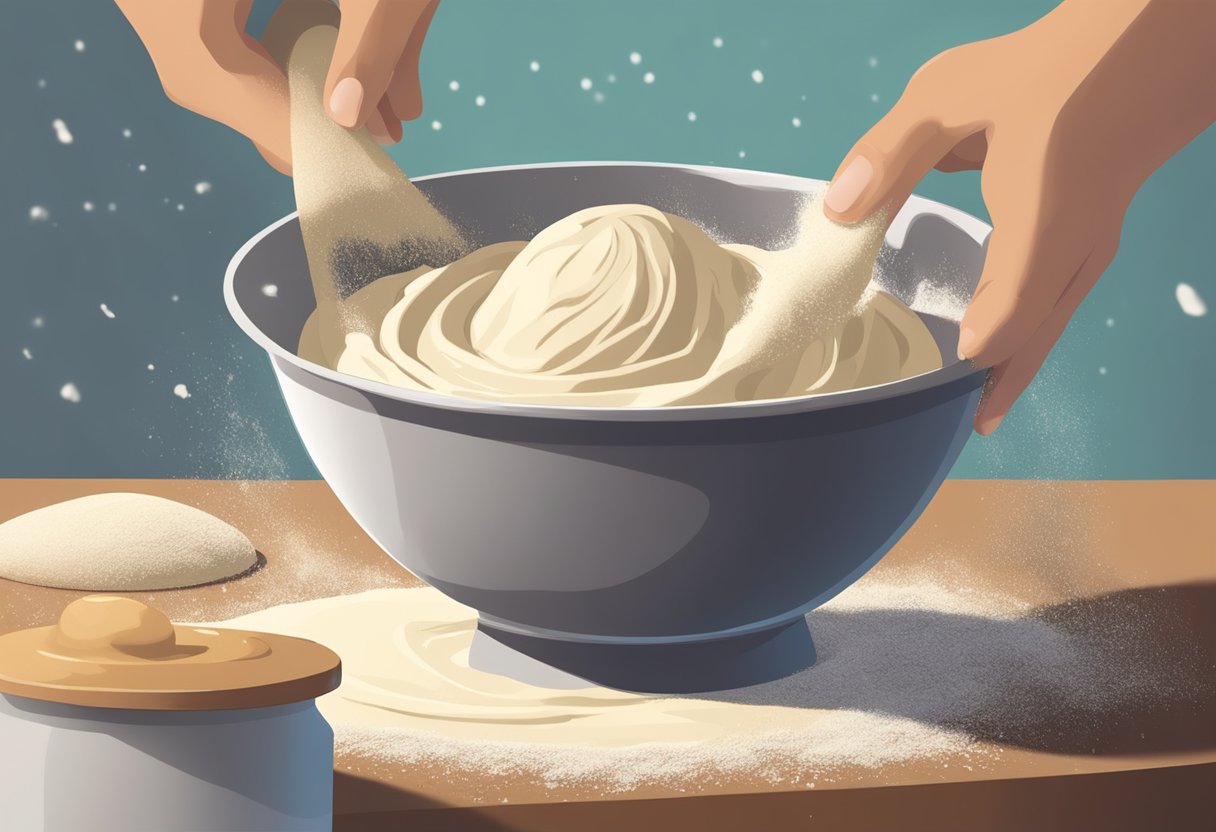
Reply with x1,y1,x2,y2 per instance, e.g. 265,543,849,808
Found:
324,0,434,129
824,96,961,224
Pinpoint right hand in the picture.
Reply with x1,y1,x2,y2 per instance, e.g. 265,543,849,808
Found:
823,0,1216,434
116,0,441,174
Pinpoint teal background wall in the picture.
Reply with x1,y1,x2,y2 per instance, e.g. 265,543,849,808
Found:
2,0,1212,479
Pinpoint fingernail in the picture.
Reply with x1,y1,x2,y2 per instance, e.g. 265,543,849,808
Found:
825,155,873,215
957,326,977,360
329,77,363,128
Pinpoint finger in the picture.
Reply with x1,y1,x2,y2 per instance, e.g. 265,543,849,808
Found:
386,0,440,121
367,96,402,144
823,90,964,224
935,130,988,173
325,0,433,129
378,95,404,142
957,196,1090,368
973,242,1114,433
366,108,392,143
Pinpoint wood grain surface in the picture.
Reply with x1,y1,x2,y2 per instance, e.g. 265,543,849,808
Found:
1,479,1212,831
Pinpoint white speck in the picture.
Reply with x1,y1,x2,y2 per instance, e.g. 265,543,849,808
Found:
643,71,655,84
29,206,50,222
163,197,170,204
32,316,44,328
448,80,460,91
171,294,179,302
60,383,81,403
870,93,880,102
82,201,94,212
712,36,724,48
1098,366,1107,375
147,364,155,371
868,56,879,68
176,203,185,211
261,284,279,298
37,78,47,89
687,111,697,122
606,74,616,84
629,52,642,65
52,119,73,144
137,163,147,172
1176,282,1207,317
475,95,486,107
751,69,764,84
738,150,746,158
73,39,85,52
593,91,605,103
173,383,191,400
107,202,117,212
430,120,442,131
22,348,32,360
1106,317,1115,327
194,181,211,194
792,117,802,128
99,303,115,319
529,60,540,72
580,77,592,90
122,127,132,138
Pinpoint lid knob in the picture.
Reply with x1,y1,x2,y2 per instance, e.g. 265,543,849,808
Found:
53,595,177,656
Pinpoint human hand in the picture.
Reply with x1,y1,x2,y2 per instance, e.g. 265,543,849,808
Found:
824,0,1216,433
116,0,440,174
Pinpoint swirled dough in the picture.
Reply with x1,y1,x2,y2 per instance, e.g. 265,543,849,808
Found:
278,0,938,405
300,200,941,406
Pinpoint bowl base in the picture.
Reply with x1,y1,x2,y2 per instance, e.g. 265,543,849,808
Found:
468,618,815,694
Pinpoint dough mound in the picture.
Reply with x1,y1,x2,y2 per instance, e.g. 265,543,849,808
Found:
300,204,943,406
0,493,257,591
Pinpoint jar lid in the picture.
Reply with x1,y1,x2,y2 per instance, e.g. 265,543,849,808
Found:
0,596,340,710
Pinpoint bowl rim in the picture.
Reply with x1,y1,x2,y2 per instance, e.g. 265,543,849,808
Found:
224,160,990,423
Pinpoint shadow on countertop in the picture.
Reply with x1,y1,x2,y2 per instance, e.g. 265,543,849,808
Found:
701,582,1216,756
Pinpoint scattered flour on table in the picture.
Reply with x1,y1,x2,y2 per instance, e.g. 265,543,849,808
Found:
211,573,1197,793
0,493,256,591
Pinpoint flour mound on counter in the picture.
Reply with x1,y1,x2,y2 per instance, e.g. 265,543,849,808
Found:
0,493,257,591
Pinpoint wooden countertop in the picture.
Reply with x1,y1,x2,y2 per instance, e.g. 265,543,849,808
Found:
1,479,1212,831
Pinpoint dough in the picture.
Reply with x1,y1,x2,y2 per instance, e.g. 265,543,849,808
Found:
274,0,941,407
299,201,943,406
0,493,257,591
